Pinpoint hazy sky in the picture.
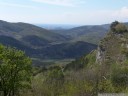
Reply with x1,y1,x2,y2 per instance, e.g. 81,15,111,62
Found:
0,0,128,25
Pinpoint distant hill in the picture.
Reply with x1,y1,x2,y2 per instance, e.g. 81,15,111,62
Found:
0,20,68,43
0,35,34,55
51,25,109,44
36,24,79,30
60,25,108,37
38,41,97,59
51,23,127,44
0,36,97,59
65,21,128,72
21,35,50,48
0,20,97,60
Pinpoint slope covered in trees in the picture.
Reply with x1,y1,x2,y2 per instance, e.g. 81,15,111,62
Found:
0,20,68,43
23,21,128,96
0,21,128,96
0,20,97,61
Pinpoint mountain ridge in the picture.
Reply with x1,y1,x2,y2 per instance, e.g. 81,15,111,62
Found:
0,20,97,61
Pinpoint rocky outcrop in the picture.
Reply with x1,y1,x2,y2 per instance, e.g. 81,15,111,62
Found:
96,21,128,65
96,46,105,64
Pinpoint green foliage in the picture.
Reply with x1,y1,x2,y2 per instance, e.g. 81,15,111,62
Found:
121,47,128,57
64,80,93,96
85,51,96,67
42,66,64,96
47,66,64,81
64,51,96,71
98,79,114,93
115,23,128,33
110,21,128,33
111,66,128,92
0,45,32,96
110,21,119,32
64,59,85,71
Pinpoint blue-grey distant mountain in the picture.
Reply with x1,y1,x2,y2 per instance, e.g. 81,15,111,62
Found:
37,41,97,59
0,35,34,55
36,24,79,30
0,20,68,43
0,36,97,59
0,20,97,60
51,25,110,44
51,22,128,44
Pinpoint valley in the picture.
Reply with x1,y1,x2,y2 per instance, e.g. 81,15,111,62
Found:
0,20,102,66
0,20,128,67
0,20,128,96
1,0,128,95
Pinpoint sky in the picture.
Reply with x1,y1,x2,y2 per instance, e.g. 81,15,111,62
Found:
0,0,128,25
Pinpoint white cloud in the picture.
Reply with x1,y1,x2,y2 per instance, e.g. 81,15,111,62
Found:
113,7,128,18
54,7,128,25
0,2,37,9
31,0,85,7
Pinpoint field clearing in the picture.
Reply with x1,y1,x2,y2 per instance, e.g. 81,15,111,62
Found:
32,58,75,67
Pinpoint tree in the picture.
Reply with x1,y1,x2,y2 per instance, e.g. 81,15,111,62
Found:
110,21,119,32
115,23,128,33
110,21,128,33
0,45,32,96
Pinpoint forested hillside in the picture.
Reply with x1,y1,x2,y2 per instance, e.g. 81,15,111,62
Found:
0,21,128,96
23,21,128,96
0,20,97,63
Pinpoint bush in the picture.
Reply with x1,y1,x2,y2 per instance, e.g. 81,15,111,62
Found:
110,21,128,33
115,23,128,33
111,66,128,92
